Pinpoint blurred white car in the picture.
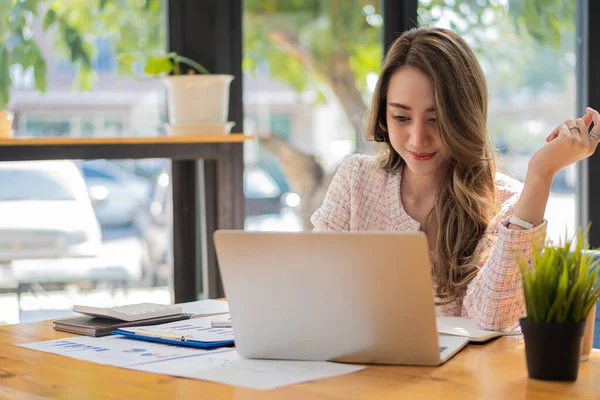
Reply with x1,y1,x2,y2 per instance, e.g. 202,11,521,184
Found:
77,160,152,227
0,160,103,262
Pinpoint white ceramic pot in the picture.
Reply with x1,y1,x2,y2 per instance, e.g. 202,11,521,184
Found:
0,110,13,138
163,75,234,125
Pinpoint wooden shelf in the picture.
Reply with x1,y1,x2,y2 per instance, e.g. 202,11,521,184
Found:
0,134,253,146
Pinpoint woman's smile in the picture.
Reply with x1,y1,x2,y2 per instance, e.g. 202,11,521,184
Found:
409,151,436,161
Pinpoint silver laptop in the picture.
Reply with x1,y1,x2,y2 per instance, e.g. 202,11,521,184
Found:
213,230,469,366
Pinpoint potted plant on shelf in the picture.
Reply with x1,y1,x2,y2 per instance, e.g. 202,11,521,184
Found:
119,52,235,135
519,229,600,382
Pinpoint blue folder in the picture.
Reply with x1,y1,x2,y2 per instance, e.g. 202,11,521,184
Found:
112,329,234,349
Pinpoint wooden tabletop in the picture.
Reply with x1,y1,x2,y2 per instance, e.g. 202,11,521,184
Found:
1,320,599,399
0,135,253,146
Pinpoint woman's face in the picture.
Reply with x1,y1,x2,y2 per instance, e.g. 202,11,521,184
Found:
385,66,448,178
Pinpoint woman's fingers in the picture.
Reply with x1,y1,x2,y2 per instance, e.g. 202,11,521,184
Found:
587,107,600,129
575,117,595,154
565,119,582,137
587,107,600,144
545,111,594,143
575,117,588,138
557,122,570,138
546,127,558,143
583,112,593,127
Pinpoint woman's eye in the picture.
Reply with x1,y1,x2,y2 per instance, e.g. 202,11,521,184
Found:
393,116,409,122
429,117,437,123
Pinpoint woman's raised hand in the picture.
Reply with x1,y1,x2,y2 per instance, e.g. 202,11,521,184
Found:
529,107,599,180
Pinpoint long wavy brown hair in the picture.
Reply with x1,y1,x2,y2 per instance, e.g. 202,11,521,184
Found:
366,27,497,304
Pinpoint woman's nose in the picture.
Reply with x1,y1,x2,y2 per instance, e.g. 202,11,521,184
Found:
409,123,431,149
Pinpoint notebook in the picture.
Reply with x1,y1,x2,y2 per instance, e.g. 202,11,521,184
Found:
436,316,521,343
53,313,192,337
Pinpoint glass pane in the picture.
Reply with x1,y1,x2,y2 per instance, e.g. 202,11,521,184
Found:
0,158,173,325
0,1,172,325
243,0,384,231
417,0,576,243
7,1,166,139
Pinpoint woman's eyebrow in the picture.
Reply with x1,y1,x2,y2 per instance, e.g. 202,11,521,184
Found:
389,102,435,112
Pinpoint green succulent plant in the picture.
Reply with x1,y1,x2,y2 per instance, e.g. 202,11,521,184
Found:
520,227,600,324
118,52,210,78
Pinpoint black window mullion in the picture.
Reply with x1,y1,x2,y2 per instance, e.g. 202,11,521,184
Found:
577,0,600,246
382,0,418,54
167,0,244,301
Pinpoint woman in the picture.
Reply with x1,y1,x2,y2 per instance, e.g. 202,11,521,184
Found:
311,27,599,331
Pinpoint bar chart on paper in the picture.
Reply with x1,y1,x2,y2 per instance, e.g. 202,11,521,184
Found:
19,336,225,367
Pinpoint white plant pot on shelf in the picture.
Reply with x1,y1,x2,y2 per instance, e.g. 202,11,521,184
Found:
165,121,236,136
163,75,234,125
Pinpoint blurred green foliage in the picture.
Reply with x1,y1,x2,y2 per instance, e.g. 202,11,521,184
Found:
0,0,163,108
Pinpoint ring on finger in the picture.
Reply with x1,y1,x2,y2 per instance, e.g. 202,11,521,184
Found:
589,130,600,141
568,125,580,131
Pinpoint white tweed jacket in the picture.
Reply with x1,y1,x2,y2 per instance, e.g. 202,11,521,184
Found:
311,154,547,331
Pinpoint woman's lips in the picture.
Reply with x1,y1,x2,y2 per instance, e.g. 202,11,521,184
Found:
409,151,436,161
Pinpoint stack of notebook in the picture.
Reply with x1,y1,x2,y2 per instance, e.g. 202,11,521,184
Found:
53,313,192,337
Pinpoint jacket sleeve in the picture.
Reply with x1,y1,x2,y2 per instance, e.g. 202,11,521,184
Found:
462,193,547,331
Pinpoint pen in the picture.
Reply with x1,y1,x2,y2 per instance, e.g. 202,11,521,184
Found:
136,329,189,341
211,321,233,328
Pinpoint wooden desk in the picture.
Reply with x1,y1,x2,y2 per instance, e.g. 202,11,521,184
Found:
1,320,598,399
0,135,253,301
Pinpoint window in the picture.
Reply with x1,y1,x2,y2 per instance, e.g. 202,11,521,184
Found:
418,0,576,243
1,1,170,325
10,2,165,140
25,121,71,137
243,0,384,231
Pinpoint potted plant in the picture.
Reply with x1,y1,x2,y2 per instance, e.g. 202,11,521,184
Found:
519,229,600,381
119,52,235,134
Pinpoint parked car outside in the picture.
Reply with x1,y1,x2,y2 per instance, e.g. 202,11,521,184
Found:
0,160,103,262
133,171,171,286
133,165,300,285
77,160,152,227
245,166,283,216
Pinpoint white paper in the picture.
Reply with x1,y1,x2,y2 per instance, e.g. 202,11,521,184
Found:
19,335,230,367
179,299,229,316
121,314,234,343
129,350,365,390
436,316,520,342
